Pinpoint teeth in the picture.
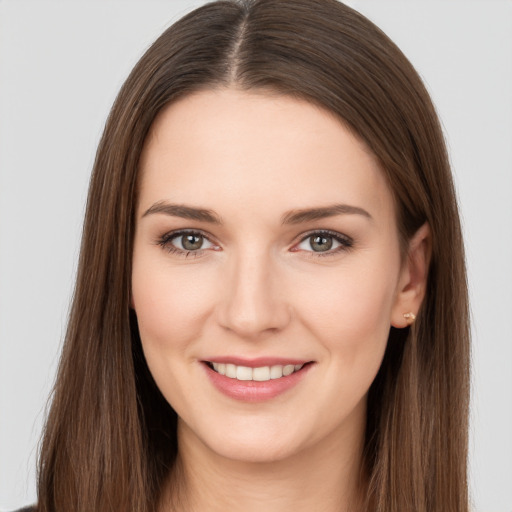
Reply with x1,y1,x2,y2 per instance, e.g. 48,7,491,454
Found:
270,365,283,379
283,364,295,376
210,362,305,381
226,363,237,378
236,366,252,380
253,366,270,381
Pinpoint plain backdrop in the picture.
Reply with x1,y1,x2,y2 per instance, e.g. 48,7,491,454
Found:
0,1,511,510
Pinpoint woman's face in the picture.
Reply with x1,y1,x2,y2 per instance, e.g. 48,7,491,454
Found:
132,88,416,463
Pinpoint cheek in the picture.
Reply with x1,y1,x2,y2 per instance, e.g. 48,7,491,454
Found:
291,261,399,421
131,256,217,352
293,256,399,358
131,255,220,411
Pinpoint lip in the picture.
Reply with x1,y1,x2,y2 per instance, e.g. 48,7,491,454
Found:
200,359,314,402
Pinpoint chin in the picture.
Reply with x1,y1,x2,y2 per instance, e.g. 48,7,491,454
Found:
210,436,301,464
180,415,311,465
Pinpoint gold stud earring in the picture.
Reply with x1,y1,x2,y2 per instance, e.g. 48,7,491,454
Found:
403,312,416,323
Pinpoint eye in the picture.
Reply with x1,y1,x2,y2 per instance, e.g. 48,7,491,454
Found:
158,230,216,255
294,230,353,255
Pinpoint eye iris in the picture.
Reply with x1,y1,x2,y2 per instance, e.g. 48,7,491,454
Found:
182,234,203,250
310,235,333,252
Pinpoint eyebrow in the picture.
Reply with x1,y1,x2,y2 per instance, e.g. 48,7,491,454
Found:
142,201,222,224
142,201,372,224
281,204,373,224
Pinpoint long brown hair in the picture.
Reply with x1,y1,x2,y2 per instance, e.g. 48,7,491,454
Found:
37,1,470,511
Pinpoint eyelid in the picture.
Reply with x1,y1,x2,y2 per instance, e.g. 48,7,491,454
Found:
157,228,220,256
291,229,354,256
155,228,353,258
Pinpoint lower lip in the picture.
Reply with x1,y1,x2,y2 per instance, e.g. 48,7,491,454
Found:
202,362,313,402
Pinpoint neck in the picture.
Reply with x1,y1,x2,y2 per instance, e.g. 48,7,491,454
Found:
160,414,366,512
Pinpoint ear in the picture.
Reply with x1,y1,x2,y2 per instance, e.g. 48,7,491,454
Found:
391,222,431,328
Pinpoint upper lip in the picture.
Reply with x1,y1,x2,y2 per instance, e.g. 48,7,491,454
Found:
203,356,312,368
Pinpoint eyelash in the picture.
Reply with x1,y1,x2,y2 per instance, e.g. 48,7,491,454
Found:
156,229,354,258
294,229,354,258
156,229,216,258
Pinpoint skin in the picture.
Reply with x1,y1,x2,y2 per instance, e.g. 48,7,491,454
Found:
131,88,430,512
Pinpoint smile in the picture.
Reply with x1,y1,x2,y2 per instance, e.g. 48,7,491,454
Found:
207,362,305,381
202,359,314,402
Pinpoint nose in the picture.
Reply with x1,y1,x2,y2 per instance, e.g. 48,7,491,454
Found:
216,249,291,338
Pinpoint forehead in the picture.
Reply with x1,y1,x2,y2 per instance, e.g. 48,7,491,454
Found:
138,88,394,223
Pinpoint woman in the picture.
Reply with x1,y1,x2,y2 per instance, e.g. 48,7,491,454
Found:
31,0,470,511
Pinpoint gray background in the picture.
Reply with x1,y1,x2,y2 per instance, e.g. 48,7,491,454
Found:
1,1,511,510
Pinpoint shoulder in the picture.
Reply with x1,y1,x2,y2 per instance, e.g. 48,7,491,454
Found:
11,507,36,512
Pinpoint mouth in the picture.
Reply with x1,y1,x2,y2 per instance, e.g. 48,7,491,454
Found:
204,361,310,382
